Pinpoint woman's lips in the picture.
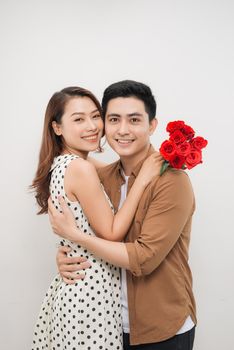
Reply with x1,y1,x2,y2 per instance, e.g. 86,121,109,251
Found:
82,133,99,142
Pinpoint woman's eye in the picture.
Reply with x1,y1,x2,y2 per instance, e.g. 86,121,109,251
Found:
74,118,82,122
93,114,101,119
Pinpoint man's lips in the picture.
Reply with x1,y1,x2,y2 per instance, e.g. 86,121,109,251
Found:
115,139,134,147
115,139,135,145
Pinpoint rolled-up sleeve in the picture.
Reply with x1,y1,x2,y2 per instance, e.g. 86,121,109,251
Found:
125,171,195,276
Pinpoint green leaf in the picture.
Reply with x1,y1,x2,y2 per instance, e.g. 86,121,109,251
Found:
160,160,170,176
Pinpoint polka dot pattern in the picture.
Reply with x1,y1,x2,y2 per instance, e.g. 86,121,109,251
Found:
32,155,122,349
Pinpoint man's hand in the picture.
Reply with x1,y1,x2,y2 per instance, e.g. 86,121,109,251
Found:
48,196,80,241
57,246,91,284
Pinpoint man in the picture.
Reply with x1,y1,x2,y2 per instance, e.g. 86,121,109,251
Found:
49,80,196,349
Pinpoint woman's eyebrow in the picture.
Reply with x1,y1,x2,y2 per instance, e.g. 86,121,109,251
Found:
71,109,99,117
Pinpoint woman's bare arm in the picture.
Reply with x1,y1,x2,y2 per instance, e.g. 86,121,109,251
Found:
64,153,162,241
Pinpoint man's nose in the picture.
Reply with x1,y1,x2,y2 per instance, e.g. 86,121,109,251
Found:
118,120,129,135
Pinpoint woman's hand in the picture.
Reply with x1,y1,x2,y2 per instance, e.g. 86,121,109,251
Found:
137,151,163,187
48,196,82,242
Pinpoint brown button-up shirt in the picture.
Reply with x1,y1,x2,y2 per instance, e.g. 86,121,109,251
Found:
97,145,196,345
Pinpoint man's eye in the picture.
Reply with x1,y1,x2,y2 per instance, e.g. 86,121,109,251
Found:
109,118,118,123
93,114,101,119
131,118,140,123
74,118,82,122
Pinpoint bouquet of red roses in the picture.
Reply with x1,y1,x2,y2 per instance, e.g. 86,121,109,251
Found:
159,120,208,175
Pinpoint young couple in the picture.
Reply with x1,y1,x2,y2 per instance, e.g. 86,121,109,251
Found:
32,80,196,350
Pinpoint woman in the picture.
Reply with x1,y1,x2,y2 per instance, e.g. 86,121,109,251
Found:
31,86,162,350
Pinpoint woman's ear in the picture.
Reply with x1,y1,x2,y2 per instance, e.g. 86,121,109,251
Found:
149,118,158,135
52,121,62,136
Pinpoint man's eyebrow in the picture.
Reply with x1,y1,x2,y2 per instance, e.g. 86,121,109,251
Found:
106,113,121,117
71,109,99,117
127,112,143,117
107,112,143,118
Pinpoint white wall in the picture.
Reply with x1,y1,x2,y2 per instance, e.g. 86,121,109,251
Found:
0,0,233,349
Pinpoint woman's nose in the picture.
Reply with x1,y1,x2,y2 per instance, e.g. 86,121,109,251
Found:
86,118,97,131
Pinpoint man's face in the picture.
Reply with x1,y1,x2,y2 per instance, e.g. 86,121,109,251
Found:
105,97,157,160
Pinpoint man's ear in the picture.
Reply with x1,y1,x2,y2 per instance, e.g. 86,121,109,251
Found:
149,118,158,135
52,121,62,136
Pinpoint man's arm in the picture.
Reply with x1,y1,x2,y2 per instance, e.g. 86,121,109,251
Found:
125,170,195,276
56,246,91,284
50,171,194,277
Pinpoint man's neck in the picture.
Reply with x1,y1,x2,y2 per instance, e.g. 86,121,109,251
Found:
120,145,151,176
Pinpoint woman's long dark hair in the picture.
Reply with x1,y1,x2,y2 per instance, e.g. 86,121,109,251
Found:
31,86,103,214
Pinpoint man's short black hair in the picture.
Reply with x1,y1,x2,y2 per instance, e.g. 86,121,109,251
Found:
102,80,157,121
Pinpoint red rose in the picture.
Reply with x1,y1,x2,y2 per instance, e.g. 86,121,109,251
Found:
166,120,185,134
176,142,191,156
159,140,176,161
169,130,186,144
169,154,185,169
181,124,195,140
185,150,202,169
190,136,208,150
160,119,207,175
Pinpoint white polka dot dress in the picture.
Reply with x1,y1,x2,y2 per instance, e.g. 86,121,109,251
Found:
32,154,123,350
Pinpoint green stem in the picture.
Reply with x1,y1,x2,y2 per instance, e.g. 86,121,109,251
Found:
160,160,170,176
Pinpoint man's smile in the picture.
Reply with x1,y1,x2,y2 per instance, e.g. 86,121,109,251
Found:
115,138,135,145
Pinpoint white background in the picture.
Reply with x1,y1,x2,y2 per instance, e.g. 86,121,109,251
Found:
0,1,233,349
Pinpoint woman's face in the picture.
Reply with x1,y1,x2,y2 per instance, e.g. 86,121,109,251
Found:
53,96,103,158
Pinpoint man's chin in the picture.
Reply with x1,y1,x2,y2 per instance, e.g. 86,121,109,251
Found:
111,146,136,157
